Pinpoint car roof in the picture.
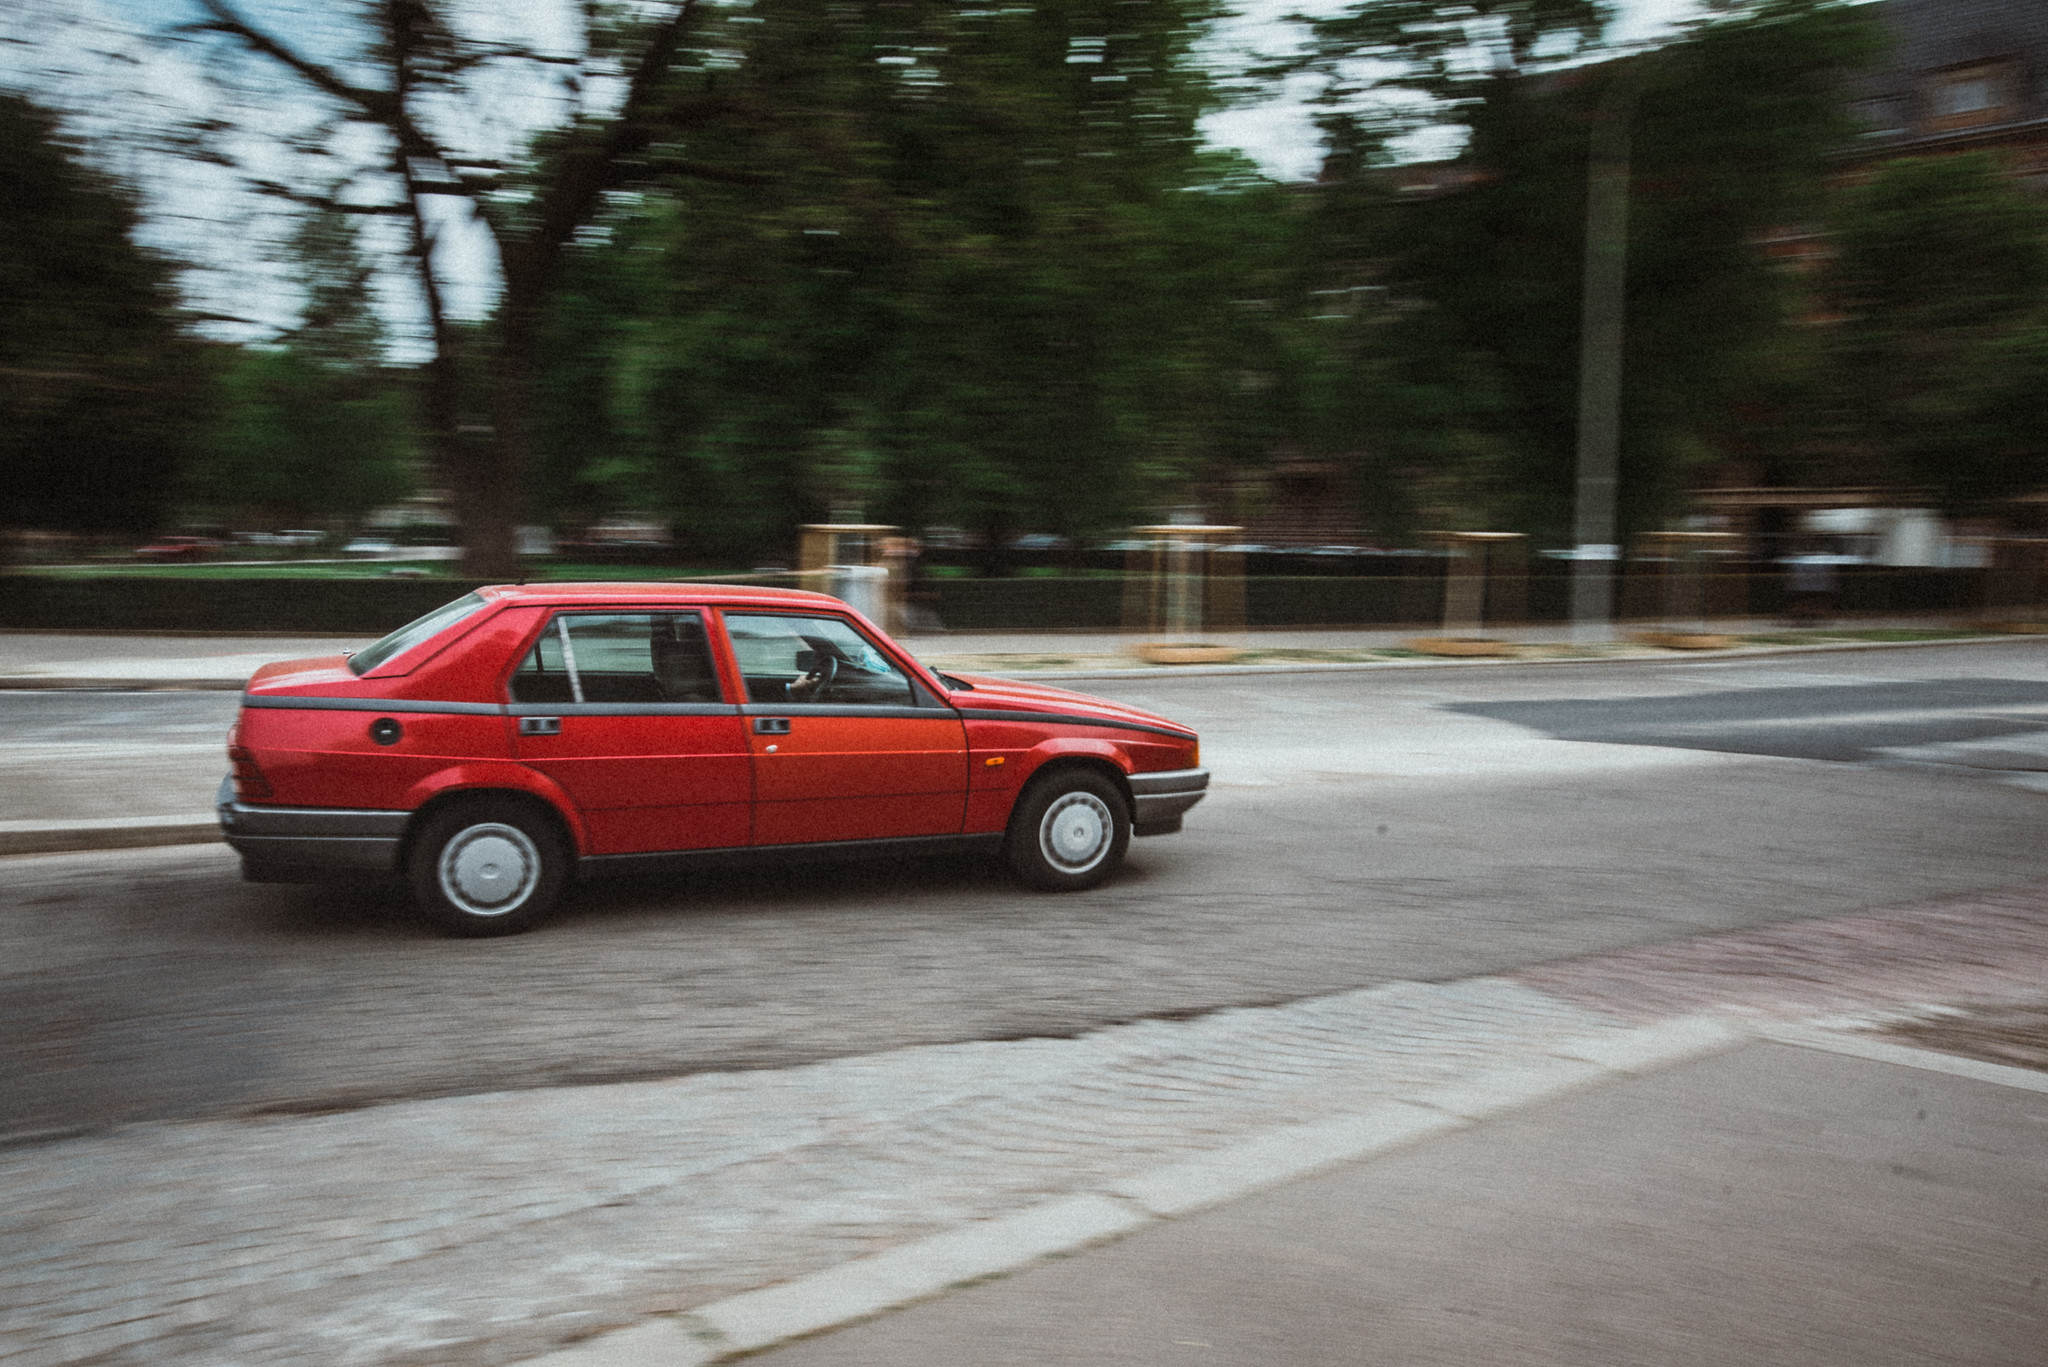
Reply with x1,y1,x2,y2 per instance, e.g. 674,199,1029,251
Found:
478,582,845,610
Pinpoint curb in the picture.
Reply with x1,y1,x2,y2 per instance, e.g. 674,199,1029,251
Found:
960,632,2039,683
0,676,248,691
0,815,221,857
1757,1023,2048,1094
513,1015,1746,1367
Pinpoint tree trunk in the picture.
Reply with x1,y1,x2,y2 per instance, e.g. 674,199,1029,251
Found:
446,424,522,580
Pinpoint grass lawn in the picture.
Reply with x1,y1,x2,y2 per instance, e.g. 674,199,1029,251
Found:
29,560,459,579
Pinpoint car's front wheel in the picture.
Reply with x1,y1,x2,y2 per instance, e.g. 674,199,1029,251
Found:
1005,769,1131,891
408,798,571,936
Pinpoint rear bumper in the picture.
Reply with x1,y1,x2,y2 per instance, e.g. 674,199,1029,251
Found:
1128,767,1209,836
217,776,407,874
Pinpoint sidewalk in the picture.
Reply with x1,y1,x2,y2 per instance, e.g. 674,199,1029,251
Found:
0,632,372,691
6,889,2047,1367
720,1034,2048,1367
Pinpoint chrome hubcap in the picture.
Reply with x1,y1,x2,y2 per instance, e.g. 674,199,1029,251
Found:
439,823,539,916
1040,792,1113,873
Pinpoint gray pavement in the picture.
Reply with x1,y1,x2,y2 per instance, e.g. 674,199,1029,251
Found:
739,1038,2048,1367
20,647,2048,1138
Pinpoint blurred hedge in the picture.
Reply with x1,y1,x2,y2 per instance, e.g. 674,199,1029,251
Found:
0,566,1991,634
0,576,499,633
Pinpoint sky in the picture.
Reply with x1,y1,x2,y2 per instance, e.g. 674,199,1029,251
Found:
5,0,1719,346
1204,0,1711,179
69,0,1719,179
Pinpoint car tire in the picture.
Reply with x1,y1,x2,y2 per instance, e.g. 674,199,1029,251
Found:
408,798,571,936
1005,769,1130,892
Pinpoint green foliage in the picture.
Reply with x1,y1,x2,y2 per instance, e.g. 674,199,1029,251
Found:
190,346,417,526
535,0,1327,556
185,207,417,526
1299,1,1611,110
1304,0,1884,542
1821,154,2048,510
0,92,210,536
144,0,2021,557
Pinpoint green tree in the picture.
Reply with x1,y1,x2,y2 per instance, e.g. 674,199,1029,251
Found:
193,348,416,528
536,0,1293,561
1822,153,2048,509
185,206,417,529
1287,0,1883,542
0,92,210,540
187,0,764,577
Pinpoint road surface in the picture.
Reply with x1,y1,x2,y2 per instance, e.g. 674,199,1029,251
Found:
6,639,2048,1138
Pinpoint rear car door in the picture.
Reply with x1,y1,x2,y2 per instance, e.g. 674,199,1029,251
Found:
509,611,751,854
720,611,968,845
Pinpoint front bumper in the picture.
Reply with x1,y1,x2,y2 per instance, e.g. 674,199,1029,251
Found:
217,776,408,876
1128,767,1209,837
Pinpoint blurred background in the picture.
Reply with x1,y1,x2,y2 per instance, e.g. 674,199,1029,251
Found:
3,0,2044,612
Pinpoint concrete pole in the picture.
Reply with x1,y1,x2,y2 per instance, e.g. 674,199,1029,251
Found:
1570,59,1648,644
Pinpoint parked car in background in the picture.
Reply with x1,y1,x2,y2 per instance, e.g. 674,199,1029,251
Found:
342,538,400,557
218,584,1209,936
134,535,219,562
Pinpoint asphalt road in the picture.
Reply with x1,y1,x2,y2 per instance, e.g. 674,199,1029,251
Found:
7,639,2048,1141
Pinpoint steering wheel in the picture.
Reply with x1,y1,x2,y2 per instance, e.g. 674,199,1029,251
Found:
804,652,840,703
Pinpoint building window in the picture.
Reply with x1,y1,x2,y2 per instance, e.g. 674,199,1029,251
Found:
1936,77,1994,116
1928,64,2010,130
1853,97,1906,136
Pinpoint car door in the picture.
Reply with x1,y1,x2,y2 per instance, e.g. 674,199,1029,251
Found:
719,611,968,846
509,610,751,855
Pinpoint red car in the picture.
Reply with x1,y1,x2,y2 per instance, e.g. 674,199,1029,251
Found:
218,584,1208,935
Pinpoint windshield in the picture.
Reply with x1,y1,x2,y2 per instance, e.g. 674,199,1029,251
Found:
347,592,488,676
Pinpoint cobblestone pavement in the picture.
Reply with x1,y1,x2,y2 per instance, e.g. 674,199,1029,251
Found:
1881,1001,2048,1072
7,886,2048,1367
3,976,1635,1367
1514,884,2048,1023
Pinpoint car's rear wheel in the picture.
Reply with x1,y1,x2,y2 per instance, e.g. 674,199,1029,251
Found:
1005,769,1130,891
408,798,570,936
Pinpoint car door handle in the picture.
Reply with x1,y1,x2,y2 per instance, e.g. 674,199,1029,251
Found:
753,717,791,734
519,717,562,736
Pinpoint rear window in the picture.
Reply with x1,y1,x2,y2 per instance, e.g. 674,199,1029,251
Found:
348,593,489,675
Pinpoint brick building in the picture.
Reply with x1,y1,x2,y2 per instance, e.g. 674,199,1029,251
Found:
1840,0,2048,182
1697,0,2048,564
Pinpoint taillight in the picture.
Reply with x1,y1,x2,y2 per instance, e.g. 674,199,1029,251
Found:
228,744,273,801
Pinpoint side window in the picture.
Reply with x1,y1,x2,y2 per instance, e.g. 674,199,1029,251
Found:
511,619,575,703
510,612,722,705
723,613,918,707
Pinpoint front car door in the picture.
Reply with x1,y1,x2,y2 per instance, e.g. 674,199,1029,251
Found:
720,611,968,845
509,610,751,854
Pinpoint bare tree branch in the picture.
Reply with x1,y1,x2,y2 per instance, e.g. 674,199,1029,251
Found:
191,0,396,122
191,0,501,204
